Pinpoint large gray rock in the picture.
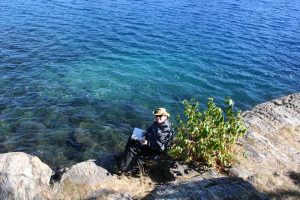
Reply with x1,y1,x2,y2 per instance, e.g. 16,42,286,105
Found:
238,93,300,173
229,93,300,199
0,152,53,200
59,160,116,186
243,93,300,133
144,176,269,200
53,159,129,199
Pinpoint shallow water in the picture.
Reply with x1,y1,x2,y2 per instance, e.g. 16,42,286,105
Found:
0,0,299,168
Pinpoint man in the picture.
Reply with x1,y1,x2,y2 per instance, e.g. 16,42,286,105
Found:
120,108,174,172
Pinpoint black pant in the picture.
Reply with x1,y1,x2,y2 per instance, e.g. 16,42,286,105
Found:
120,137,161,171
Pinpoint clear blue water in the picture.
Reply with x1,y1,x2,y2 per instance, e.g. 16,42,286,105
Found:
0,0,299,168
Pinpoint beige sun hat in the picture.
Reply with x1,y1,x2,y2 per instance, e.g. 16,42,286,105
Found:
152,108,170,118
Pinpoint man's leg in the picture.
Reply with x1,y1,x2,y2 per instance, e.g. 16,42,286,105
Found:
139,146,161,157
120,139,142,171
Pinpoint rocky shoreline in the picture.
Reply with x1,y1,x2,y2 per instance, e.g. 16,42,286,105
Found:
0,93,299,200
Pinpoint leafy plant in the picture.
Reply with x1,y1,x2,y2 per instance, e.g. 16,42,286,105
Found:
168,97,247,168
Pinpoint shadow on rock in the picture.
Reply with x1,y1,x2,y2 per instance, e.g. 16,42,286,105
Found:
146,159,176,183
142,177,270,200
94,152,123,175
288,171,300,186
50,167,69,185
86,188,132,200
267,189,300,200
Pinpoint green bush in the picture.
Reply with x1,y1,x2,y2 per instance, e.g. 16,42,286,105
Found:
168,97,247,168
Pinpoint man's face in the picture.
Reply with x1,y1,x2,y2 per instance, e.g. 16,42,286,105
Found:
155,115,167,124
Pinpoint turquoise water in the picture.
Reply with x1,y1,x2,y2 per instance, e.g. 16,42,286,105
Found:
0,0,299,168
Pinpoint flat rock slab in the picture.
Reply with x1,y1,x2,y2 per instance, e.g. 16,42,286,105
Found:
238,93,300,173
229,93,300,199
144,176,269,200
242,93,300,134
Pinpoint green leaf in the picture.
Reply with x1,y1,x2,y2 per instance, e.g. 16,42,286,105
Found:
170,97,247,169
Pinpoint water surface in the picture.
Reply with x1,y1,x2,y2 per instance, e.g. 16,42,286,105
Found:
0,0,299,168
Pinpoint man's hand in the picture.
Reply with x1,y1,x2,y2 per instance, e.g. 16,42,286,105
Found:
140,140,148,145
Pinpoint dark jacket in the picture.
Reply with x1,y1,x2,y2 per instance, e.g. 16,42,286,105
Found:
145,119,174,153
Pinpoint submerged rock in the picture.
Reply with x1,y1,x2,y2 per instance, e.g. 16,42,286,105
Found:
66,128,93,150
17,121,46,134
72,128,93,146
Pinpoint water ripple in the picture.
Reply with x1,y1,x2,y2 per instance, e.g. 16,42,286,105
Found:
0,0,299,167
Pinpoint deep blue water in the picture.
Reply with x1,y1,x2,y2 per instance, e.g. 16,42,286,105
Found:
0,0,299,168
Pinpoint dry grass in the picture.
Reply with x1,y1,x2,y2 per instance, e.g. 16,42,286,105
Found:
233,124,300,200
249,172,300,200
99,175,156,199
53,175,156,200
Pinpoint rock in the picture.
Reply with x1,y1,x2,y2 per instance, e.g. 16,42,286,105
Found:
86,189,132,200
170,161,190,177
59,160,117,186
0,152,53,200
96,152,123,174
242,93,300,133
17,121,46,134
54,160,120,199
169,161,208,181
229,166,251,180
66,128,93,149
73,128,92,146
238,93,300,170
232,93,300,199
144,176,269,200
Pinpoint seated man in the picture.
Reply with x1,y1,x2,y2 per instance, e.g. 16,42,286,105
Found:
120,108,174,172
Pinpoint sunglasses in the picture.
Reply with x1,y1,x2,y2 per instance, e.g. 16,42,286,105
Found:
155,115,163,118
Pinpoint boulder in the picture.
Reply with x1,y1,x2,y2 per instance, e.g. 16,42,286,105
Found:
54,160,123,199
238,93,300,173
0,152,53,200
228,166,251,180
59,160,116,185
230,93,300,199
242,93,300,133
